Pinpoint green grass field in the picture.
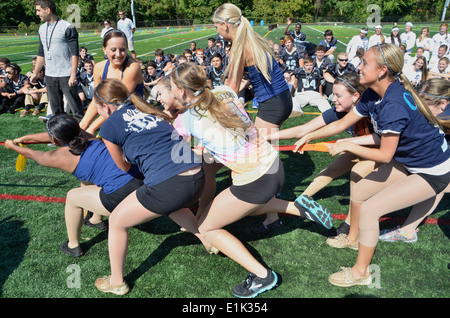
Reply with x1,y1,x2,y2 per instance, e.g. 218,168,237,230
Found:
0,23,449,306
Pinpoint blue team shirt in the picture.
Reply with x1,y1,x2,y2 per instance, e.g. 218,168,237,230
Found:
354,81,450,173
100,103,200,186
73,139,139,194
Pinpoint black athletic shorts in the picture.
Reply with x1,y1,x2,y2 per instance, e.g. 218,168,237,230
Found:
229,158,284,204
256,89,293,126
417,170,450,194
99,177,144,212
136,168,205,216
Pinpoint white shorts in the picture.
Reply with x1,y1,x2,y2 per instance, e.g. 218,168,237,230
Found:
292,90,331,113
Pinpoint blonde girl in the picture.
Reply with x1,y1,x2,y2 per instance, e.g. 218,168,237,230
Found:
169,62,332,297
294,43,450,287
212,3,292,136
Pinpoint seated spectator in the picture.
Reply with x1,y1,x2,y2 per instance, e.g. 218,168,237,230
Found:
143,60,160,103
403,56,427,87
207,53,225,89
349,47,365,69
284,18,306,44
190,41,197,58
183,48,194,62
79,46,95,71
0,63,28,115
280,35,305,92
313,45,332,74
78,60,95,107
428,56,450,80
323,52,357,97
194,48,210,69
0,57,10,82
428,44,448,71
215,41,225,57
205,38,217,60
22,66,48,116
154,49,172,77
291,57,331,117
319,29,337,63
223,44,231,68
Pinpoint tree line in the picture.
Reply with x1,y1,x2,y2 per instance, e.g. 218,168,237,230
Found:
2,0,448,29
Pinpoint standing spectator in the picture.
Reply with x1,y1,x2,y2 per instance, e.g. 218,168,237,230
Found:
0,64,28,115
400,22,416,54
284,18,306,45
431,23,450,58
323,52,357,97
385,26,401,46
416,27,433,62
319,30,337,62
100,20,113,39
368,25,385,48
117,10,136,59
346,27,369,60
31,0,84,122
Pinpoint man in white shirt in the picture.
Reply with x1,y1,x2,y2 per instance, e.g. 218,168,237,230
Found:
117,10,136,59
346,28,368,60
400,22,416,54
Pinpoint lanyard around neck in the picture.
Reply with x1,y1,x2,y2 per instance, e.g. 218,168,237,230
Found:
46,19,60,51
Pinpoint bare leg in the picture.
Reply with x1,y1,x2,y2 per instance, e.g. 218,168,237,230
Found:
64,185,111,248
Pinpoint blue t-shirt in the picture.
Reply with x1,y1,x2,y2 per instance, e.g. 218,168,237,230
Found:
354,81,450,174
100,104,200,186
73,139,139,194
245,56,289,103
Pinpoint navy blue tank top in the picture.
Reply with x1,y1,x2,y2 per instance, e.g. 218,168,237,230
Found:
73,139,139,194
245,56,289,103
102,56,144,97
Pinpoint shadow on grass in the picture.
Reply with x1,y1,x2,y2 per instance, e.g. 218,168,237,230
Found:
0,216,29,297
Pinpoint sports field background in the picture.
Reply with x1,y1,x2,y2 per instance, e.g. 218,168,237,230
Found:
0,23,449,302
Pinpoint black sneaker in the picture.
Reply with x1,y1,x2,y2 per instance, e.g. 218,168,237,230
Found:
252,219,282,235
294,194,333,229
233,269,278,298
60,241,84,257
336,222,350,236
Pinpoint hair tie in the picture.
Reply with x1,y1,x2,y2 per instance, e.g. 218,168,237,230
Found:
337,77,357,92
175,66,206,97
214,12,241,25
417,90,450,100
377,43,398,78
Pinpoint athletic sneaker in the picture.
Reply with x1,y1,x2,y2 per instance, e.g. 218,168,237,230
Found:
379,226,418,243
336,221,350,236
294,194,333,229
233,269,278,298
252,219,283,235
60,240,84,257
329,266,372,287
95,275,130,295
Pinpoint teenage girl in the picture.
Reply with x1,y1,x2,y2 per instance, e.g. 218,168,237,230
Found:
294,43,450,287
79,30,144,135
4,114,143,257
212,2,293,230
168,62,332,298
268,73,378,242
379,78,450,243
92,79,209,296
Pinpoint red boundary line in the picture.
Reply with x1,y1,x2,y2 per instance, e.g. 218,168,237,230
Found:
1,193,449,226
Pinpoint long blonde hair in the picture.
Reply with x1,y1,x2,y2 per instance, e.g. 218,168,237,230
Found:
170,62,250,132
417,78,450,133
373,43,450,133
93,78,170,121
212,3,274,84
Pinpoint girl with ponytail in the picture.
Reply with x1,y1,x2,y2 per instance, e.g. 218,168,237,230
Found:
169,62,332,298
294,43,450,287
212,2,293,231
93,78,211,296
4,114,144,257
